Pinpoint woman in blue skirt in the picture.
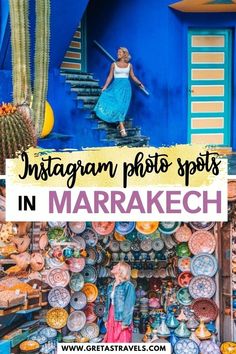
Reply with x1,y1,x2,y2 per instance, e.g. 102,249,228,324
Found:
94,47,145,137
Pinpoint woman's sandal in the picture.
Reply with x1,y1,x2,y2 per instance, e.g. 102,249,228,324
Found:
120,128,127,137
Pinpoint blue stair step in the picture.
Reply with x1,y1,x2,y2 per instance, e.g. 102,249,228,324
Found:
106,127,141,139
72,87,101,95
67,80,100,88
76,96,99,103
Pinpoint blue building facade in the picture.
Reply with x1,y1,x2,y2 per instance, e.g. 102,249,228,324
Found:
1,0,236,150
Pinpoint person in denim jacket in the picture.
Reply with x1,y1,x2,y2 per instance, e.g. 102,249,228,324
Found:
103,261,136,342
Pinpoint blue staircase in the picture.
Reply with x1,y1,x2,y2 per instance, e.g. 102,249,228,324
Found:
60,69,150,147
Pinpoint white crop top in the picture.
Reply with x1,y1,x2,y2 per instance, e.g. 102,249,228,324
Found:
114,62,130,78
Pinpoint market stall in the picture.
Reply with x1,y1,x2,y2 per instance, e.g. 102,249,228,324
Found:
0,218,234,354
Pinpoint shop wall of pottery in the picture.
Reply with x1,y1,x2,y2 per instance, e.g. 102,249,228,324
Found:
1,220,234,354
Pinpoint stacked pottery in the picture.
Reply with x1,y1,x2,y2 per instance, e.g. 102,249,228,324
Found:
174,320,191,338
140,297,149,316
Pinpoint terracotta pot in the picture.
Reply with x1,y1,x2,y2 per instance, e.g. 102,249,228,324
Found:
13,235,30,253
39,231,48,250
11,252,30,270
30,252,45,271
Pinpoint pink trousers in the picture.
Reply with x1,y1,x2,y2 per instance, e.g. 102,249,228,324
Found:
103,305,133,343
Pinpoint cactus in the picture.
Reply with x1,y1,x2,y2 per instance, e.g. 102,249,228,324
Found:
32,0,51,135
9,0,31,105
0,103,37,174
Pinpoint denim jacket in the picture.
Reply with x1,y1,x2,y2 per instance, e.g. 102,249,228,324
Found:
103,280,136,326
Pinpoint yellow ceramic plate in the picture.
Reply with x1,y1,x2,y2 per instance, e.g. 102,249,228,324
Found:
220,342,236,354
136,222,159,235
46,307,68,329
131,269,139,279
82,283,98,303
20,340,40,351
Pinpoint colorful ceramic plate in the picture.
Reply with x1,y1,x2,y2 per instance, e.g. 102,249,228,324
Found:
114,231,126,242
191,253,218,277
189,276,216,299
80,323,100,340
115,222,135,235
92,222,115,235
220,342,236,354
47,269,70,288
81,228,98,247
137,232,148,241
109,240,120,252
178,271,193,288
152,238,164,251
199,341,220,354
39,327,57,339
189,222,215,231
188,231,216,255
191,298,218,323
70,291,87,310
94,303,105,317
131,241,141,252
140,239,152,252
48,227,67,242
174,224,192,243
177,288,192,306
68,222,86,234
84,303,97,323
70,273,85,292
125,231,138,242
86,247,98,265
82,265,97,284
69,257,86,273
120,240,132,252
82,283,98,302
174,339,199,354
46,308,68,329
67,311,86,332
158,222,181,235
178,257,191,272
136,222,159,235
48,287,71,308
176,242,191,257
70,235,86,250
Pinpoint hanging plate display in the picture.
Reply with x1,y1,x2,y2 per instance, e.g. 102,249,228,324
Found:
191,298,218,323
178,257,191,272
68,222,86,235
152,238,164,251
131,241,141,252
174,339,199,354
191,253,218,277
158,222,181,235
120,240,132,252
189,276,216,299
47,269,70,288
189,222,215,231
125,230,138,242
48,227,67,243
67,311,86,332
188,230,216,255
115,222,135,235
86,247,98,265
70,291,87,310
46,308,68,329
81,228,98,247
82,283,98,302
69,257,86,273
178,271,193,288
92,222,115,235
114,231,126,242
70,273,85,292
48,287,71,308
82,265,97,284
140,239,152,252
177,288,192,306
136,222,159,235
109,240,120,252
174,224,192,243
80,323,100,340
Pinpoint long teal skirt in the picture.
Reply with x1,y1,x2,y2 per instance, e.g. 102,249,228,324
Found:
94,78,132,123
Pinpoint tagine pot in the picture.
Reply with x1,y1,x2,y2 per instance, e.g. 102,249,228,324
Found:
186,310,199,331
195,319,212,340
174,320,191,338
156,315,170,338
166,312,179,329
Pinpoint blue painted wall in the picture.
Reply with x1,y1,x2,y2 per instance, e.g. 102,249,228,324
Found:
86,0,236,149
